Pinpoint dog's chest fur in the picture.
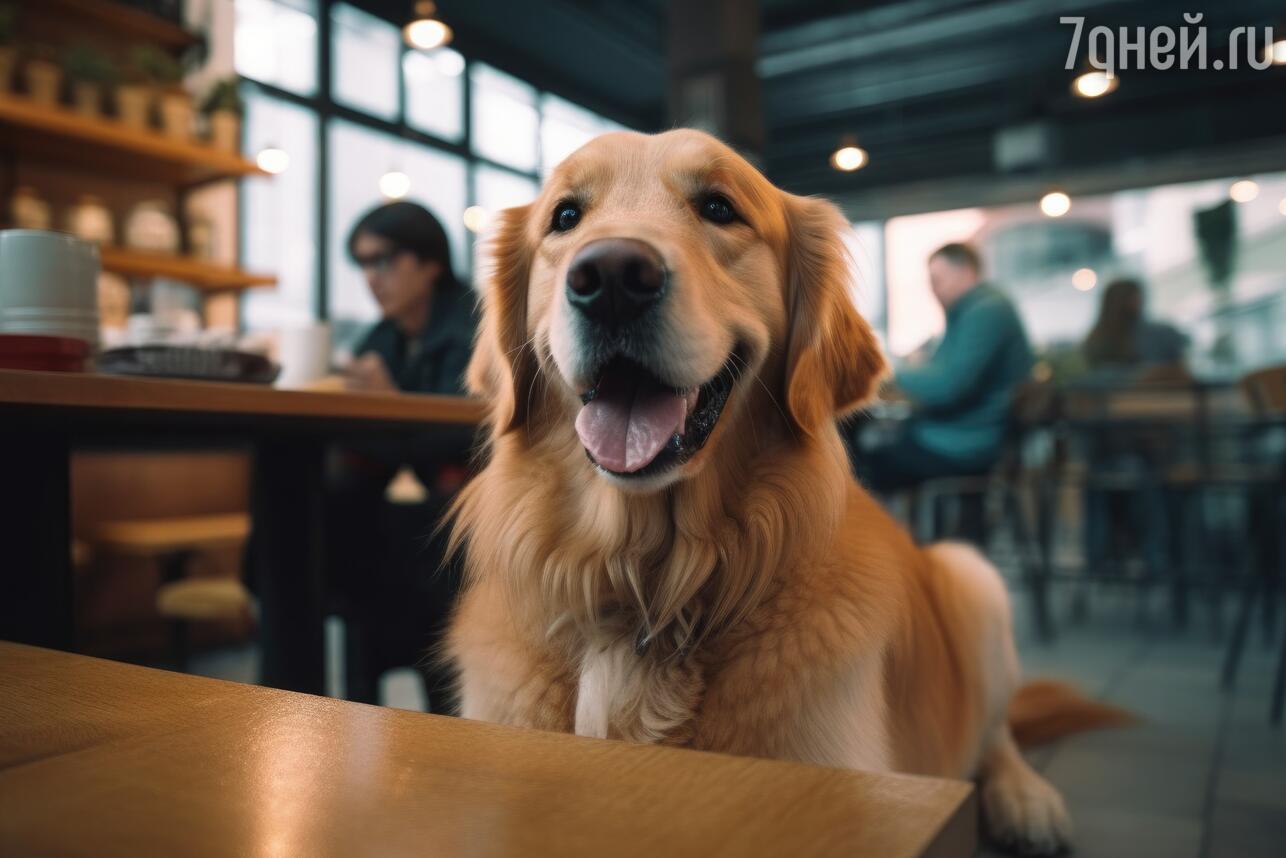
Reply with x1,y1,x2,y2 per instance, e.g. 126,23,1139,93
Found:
573,636,704,745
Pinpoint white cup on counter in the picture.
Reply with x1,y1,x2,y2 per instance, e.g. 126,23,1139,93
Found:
0,230,101,347
275,323,333,389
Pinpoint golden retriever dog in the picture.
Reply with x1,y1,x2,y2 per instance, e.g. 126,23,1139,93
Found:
447,129,1123,855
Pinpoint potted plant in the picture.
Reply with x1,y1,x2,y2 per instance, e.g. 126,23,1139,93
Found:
130,44,189,139
63,44,117,118
0,4,17,94
116,57,152,130
24,43,61,106
200,77,243,153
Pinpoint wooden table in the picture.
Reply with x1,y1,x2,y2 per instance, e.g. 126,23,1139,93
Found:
0,643,976,857
0,369,484,693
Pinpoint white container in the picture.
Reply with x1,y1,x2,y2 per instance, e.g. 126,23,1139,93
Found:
124,199,179,252
275,323,332,389
65,195,115,245
10,186,51,231
0,229,100,346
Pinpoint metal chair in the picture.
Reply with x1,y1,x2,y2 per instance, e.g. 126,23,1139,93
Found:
1219,365,1286,725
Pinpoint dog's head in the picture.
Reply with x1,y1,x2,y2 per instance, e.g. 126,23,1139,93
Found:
470,129,885,492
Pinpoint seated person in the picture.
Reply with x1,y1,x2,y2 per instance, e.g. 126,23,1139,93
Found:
329,201,478,711
1082,277,1189,382
859,242,1034,494
1078,277,1190,580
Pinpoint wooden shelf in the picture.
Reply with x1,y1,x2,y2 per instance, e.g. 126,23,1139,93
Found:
0,95,266,186
25,0,201,52
99,247,276,291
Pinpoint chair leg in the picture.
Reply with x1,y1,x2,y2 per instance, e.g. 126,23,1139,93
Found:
169,620,190,672
1222,573,1260,690
1007,484,1053,642
1168,489,1191,630
1271,616,1286,726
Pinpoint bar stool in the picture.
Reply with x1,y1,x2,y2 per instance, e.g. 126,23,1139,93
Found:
90,513,253,670
1220,365,1286,724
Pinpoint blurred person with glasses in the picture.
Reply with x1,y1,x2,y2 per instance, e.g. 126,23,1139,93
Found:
326,201,478,711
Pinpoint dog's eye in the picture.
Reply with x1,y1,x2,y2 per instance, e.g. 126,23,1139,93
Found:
551,202,582,233
700,195,737,225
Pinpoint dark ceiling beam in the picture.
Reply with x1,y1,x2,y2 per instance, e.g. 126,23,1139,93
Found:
759,0,1149,78
764,38,1063,123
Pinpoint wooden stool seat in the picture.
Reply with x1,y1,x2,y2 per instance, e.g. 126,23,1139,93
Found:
156,578,252,622
92,513,251,557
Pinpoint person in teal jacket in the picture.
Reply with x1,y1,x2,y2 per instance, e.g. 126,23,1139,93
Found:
862,242,1033,493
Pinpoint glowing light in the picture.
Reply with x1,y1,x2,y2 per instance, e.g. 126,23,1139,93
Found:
462,206,490,233
1073,70,1118,98
1278,197,1286,216
830,145,868,172
1072,268,1097,291
405,18,450,50
1229,180,1259,203
255,146,290,175
1040,191,1071,218
379,170,411,199
1266,38,1286,65
403,2,452,50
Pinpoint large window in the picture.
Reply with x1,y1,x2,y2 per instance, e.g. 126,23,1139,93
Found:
235,0,318,96
241,89,319,331
238,0,631,350
540,94,625,176
330,2,400,121
470,64,539,173
403,48,465,142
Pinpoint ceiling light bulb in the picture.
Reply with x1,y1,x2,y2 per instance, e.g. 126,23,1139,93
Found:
405,18,451,50
1072,268,1097,291
1266,38,1286,65
1040,191,1071,218
830,145,868,172
1073,70,1118,98
462,206,490,233
1229,180,1259,203
380,170,411,199
255,146,290,175
403,1,452,50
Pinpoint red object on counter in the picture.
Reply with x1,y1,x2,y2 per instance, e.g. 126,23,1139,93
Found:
0,334,91,372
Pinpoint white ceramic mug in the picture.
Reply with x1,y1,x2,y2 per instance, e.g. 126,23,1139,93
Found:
275,323,333,389
0,230,100,346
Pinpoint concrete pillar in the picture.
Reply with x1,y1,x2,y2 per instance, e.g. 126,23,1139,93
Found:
666,0,763,162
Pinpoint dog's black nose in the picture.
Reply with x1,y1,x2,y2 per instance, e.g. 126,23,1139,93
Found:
566,239,667,327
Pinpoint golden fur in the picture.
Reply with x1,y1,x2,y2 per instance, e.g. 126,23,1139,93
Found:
447,129,1118,854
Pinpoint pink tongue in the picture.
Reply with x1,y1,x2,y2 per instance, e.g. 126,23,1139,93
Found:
575,385,687,473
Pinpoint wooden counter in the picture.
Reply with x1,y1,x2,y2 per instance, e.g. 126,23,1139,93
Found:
0,643,977,857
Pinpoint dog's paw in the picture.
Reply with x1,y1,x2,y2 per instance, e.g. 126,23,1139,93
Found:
982,768,1072,856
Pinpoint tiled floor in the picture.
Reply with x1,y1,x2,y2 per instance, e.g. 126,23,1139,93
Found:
185,584,1285,858
986,586,1286,858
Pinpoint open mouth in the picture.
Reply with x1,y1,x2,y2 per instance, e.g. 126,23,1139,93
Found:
574,352,739,478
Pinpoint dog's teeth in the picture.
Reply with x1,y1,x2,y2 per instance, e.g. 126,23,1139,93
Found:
684,388,700,414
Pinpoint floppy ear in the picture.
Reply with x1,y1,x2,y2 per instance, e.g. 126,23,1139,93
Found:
467,204,539,434
782,194,887,435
